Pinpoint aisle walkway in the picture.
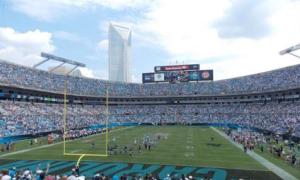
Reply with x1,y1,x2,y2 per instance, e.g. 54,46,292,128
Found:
211,127,297,180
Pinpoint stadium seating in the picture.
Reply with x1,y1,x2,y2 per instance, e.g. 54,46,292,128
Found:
0,101,299,137
1,60,300,96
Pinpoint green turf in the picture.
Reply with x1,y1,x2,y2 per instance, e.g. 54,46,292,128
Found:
0,137,49,155
1,126,265,170
254,149,300,179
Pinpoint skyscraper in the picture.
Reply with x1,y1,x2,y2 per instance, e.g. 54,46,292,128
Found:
108,23,132,82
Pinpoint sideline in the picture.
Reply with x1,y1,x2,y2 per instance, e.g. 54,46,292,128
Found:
211,127,297,180
0,126,135,158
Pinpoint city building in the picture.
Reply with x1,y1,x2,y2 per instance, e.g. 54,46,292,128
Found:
108,23,132,82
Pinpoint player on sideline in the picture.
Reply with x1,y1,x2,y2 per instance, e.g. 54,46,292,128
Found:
138,144,142,153
91,141,96,150
134,138,137,145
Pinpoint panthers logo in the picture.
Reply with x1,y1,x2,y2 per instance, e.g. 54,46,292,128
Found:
202,71,210,79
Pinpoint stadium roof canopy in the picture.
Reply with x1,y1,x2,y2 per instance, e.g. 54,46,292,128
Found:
33,52,86,75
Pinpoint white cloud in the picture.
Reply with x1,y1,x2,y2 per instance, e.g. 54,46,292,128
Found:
138,0,230,59
79,67,94,78
131,74,139,83
214,0,273,39
0,27,55,66
97,39,108,51
78,67,109,80
93,70,108,80
11,0,71,21
92,0,154,10
138,0,300,80
11,0,154,21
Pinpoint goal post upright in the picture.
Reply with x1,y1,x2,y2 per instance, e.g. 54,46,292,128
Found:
105,88,109,156
63,80,67,155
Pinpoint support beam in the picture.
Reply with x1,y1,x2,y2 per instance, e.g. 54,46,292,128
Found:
32,52,86,76
41,52,85,67
279,43,300,56
33,58,50,68
49,62,66,72
66,65,79,75
288,52,300,59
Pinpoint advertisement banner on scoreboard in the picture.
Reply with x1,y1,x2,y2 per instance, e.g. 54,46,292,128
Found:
164,71,189,82
154,64,199,72
189,71,200,81
142,73,154,83
142,70,213,83
154,73,165,82
199,70,213,81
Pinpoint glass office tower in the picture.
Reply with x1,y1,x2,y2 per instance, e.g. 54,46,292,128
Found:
108,23,132,82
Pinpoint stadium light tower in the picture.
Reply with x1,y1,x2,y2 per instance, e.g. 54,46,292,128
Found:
279,43,300,59
33,52,86,75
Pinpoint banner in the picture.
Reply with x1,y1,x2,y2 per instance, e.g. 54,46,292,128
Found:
154,73,165,81
199,70,213,81
155,64,199,72
142,73,155,83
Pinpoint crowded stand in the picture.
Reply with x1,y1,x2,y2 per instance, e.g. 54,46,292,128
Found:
1,60,300,96
0,101,106,137
0,166,197,180
0,101,300,138
225,129,300,167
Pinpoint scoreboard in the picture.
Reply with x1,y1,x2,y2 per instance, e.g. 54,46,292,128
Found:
142,70,213,83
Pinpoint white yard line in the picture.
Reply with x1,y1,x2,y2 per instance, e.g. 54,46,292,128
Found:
211,127,297,180
0,126,134,158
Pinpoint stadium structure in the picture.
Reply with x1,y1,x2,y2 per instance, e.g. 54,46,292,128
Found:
0,55,300,179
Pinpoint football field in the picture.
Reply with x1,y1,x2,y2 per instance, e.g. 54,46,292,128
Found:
0,126,282,179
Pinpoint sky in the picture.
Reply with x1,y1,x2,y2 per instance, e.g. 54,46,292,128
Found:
0,0,300,82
